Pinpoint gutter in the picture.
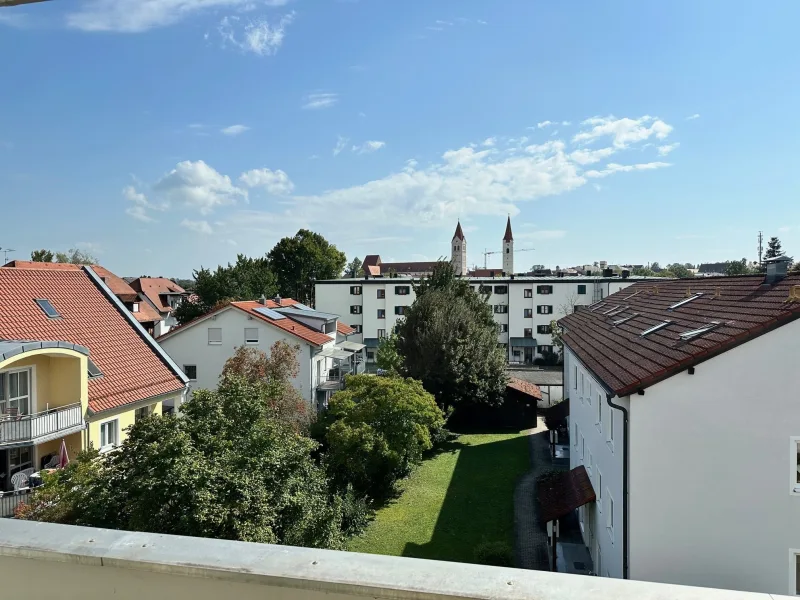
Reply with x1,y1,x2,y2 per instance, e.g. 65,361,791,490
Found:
83,266,189,386
606,392,629,580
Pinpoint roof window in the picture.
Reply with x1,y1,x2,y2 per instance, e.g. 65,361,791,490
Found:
88,359,103,379
669,293,704,310
640,321,672,337
34,298,61,319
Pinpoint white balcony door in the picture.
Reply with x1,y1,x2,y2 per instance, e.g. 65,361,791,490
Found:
0,370,30,416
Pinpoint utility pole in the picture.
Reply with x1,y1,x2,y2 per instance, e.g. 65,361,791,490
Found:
757,231,763,267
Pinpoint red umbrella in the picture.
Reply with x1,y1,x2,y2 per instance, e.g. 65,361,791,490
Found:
58,439,69,469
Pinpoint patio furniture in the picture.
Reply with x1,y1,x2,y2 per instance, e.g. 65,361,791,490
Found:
44,455,60,469
10,471,29,491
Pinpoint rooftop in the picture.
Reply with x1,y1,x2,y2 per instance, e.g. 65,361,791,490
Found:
560,274,800,396
0,266,186,413
318,275,652,284
128,277,188,313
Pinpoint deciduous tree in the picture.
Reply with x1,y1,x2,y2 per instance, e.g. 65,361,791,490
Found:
30,249,54,262
344,257,363,278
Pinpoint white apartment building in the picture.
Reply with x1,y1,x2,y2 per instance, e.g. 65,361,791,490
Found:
557,257,800,595
314,275,638,363
157,297,364,411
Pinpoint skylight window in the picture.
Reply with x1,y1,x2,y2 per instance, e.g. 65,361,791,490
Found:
612,313,639,326
640,321,672,337
87,359,103,379
34,298,61,319
679,322,721,341
668,293,704,310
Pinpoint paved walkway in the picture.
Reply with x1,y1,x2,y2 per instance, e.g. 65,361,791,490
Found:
513,417,567,570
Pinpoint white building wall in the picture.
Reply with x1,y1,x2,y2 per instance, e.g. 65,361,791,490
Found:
627,319,800,595
565,348,627,580
159,308,335,405
325,283,363,342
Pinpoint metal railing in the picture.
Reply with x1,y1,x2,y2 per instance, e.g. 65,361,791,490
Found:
0,487,32,518
0,403,83,446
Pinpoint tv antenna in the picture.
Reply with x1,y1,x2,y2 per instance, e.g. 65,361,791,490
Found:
0,247,16,264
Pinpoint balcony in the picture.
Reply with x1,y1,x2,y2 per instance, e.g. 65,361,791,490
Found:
0,488,31,518
0,519,778,600
0,403,85,448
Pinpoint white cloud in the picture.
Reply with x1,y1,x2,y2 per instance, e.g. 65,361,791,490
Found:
569,147,615,165
333,135,349,156
153,160,247,214
562,121,572,126
352,140,386,154
123,185,166,222
435,20,453,26
482,137,497,147
303,92,338,110
0,12,27,28
218,12,294,56
585,162,671,178
221,124,250,135
477,19,488,25
67,0,291,33
76,241,103,254
239,167,294,194
657,142,680,156
537,121,555,129
573,115,673,148
358,111,367,118
126,205,156,222
180,219,214,234
686,113,701,120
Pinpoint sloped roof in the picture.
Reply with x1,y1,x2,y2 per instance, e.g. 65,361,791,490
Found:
559,275,800,396
503,216,513,241
0,267,185,413
337,322,356,335
453,221,465,241
4,261,139,302
129,277,187,313
507,377,542,400
537,465,595,524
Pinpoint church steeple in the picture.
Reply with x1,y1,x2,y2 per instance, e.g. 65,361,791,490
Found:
453,221,465,241
451,220,467,276
503,216,514,275
503,215,513,242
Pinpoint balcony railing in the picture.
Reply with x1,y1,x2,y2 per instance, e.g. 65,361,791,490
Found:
0,488,31,518
0,403,84,447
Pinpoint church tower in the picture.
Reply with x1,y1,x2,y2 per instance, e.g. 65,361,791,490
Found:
451,221,467,276
502,216,514,275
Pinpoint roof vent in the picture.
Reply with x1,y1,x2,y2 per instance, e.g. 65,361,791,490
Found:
273,294,281,305
621,269,630,279
602,268,613,277
258,294,267,305
764,256,792,285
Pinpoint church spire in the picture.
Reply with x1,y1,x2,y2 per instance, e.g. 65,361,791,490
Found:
453,220,465,241
503,215,513,242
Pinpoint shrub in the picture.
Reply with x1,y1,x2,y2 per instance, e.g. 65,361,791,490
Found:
340,485,371,537
474,541,514,567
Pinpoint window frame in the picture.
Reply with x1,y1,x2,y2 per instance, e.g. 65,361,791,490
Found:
791,437,800,495
244,327,259,345
350,305,362,315
523,308,533,318
493,285,508,294
606,492,615,542
494,304,508,314
537,305,554,314
577,284,587,295
135,404,154,422
790,550,800,595
0,367,32,416
524,328,533,338
377,289,385,299
394,306,407,316
350,285,362,295
377,308,386,319
498,323,508,333
208,327,222,345
537,324,552,334
524,288,533,298
395,286,411,296
537,285,553,295
99,419,119,452
377,329,386,339
132,302,140,313
183,365,197,381
352,324,363,334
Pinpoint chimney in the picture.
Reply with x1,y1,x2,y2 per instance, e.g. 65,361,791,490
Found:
273,294,282,305
621,269,630,279
764,256,792,285
258,294,267,305
602,268,613,277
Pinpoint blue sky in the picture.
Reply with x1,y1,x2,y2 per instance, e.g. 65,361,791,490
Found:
1,0,799,277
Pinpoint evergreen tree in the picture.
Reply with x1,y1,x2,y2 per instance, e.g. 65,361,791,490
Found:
765,236,784,260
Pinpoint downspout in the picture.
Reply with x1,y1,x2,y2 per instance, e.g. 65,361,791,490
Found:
606,393,629,579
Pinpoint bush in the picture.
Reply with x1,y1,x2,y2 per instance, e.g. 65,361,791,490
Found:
321,375,445,499
340,485,371,537
474,541,514,567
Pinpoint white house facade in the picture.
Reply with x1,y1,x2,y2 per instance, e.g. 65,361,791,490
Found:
559,260,800,595
157,298,364,410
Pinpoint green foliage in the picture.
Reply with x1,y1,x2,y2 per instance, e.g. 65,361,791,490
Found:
22,376,345,549
172,278,196,292
345,257,363,278
395,261,508,411
725,258,753,276
474,541,514,567
791,261,800,274
30,249,54,262
376,333,403,373
650,261,661,272
765,236,784,259
664,263,694,278
632,267,657,277
54,248,98,265
267,229,347,305
321,374,445,499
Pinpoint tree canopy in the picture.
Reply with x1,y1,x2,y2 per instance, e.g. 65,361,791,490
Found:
725,258,754,276
267,229,347,305
30,249,54,262
765,236,784,260
345,257,363,278
394,261,507,411
28,248,97,264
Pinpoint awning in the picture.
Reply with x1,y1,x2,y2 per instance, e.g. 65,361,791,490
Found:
510,337,538,348
317,347,353,360
364,338,380,348
338,341,366,352
537,465,596,524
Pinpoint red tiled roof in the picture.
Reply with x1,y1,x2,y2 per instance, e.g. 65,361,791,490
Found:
232,301,333,346
366,265,381,276
4,261,139,303
560,275,800,397
507,377,542,400
337,322,355,335
0,267,185,413
128,277,187,313
131,300,161,324
378,261,438,274
468,268,504,278
538,465,596,524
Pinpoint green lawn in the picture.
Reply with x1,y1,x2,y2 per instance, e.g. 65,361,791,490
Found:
347,432,529,564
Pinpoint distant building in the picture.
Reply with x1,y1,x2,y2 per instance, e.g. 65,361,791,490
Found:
127,277,190,336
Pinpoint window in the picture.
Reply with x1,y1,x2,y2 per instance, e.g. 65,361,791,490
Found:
524,288,533,298
537,324,552,334
377,309,386,319
87,359,103,379
208,328,222,345
377,289,385,299
588,383,593,405
100,419,119,450
352,324,363,334
795,554,800,595
537,285,553,294
350,305,362,314
8,446,32,477
34,298,61,318
581,434,585,462
350,286,362,295
132,302,140,313
791,437,800,494
395,286,410,295
523,308,533,318
395,306,408,315
377,329,386,338
366,351,375,361
608,409,615,448
597,392,603,428
577,284,587,295
580,372,584,397
574,366,578,389
183,365,197,380
0,369,31,415
479,285,492,294
245,327,259,344
606,493,614,541
538,345,553,354
135,405,154,422
498,323,508,333
524,328,533,338
597,471,603,511
538,305,554,314
587,451,593,475
494,285,508,294
494,304,508,314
